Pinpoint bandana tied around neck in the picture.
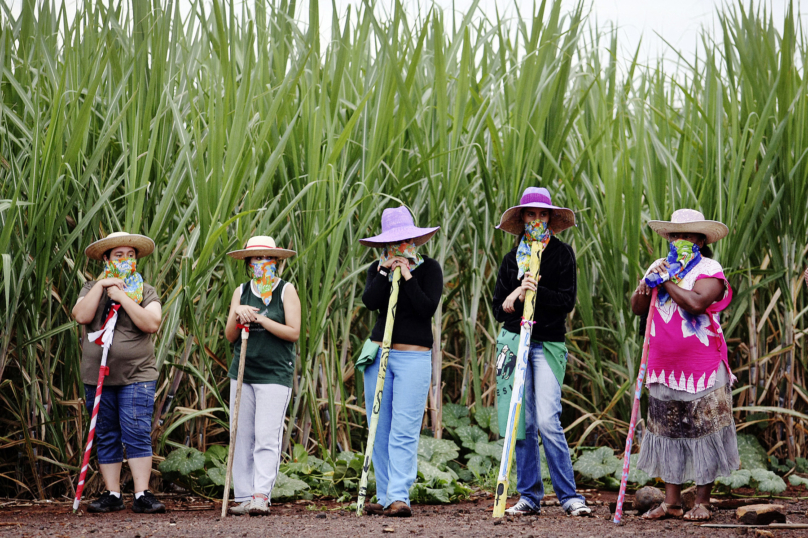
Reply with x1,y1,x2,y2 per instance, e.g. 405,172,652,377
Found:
645,239,703,306
103,259,144,304
380,241,424,281
516,220,553,279
251,259,278,306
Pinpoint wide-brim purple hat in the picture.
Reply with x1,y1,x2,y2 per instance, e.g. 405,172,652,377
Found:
496,187,576,236
359,206,440,248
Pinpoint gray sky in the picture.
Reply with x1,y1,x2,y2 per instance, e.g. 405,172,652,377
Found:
5,0,801,64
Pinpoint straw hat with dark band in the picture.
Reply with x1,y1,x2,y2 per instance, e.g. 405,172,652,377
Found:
648,209,728,244
227,236,296,259
85,232,155,260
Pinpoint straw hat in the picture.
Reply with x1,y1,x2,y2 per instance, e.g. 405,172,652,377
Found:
359,206,440,248
648,209,728,244
496,187,576,235
227,236,296,259
85,232,155,260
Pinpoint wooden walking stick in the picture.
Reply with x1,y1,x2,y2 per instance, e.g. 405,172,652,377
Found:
613,287,658,524
493,242,542,517
357,266,402,516
221,323,250,518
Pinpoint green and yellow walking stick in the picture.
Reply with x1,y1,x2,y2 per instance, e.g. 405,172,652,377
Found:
357,266,402,516
493,242,542,517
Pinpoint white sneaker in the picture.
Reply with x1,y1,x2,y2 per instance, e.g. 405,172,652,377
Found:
565,500,592,516
505,498,540,516
228,500,251,516
248,495,270,516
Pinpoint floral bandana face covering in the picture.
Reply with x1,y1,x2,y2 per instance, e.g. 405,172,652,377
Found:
103,259,144,304
250,259,278,306
380,241,424,281
516,220,553,279
645,239,703,305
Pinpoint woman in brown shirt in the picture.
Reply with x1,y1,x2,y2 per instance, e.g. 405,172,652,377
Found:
72,232,163,514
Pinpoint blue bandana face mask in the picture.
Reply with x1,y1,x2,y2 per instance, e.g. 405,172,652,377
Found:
645,240,703,305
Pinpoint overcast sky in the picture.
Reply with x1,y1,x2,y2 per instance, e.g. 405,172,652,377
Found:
5,0,802,64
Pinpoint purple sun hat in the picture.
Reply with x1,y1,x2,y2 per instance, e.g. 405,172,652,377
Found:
359,206,440,248
496,187,576,236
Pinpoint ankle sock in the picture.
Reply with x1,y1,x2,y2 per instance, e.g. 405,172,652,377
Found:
135,491,144,499
109,491,121,499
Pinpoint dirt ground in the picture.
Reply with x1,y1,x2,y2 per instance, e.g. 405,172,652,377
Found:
1,491,807,538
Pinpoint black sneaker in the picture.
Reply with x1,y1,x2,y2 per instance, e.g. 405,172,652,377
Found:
87,491,125,513
132,491,166,514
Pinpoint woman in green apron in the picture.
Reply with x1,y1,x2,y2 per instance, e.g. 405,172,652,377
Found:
491,187,590,517
223,236,300,516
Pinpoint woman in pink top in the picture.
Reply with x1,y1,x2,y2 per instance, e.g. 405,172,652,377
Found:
630,209,738,522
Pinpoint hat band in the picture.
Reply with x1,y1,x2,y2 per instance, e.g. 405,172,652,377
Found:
246,245,278,249
520,192,552,205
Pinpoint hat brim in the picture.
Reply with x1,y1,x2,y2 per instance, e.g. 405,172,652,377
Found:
227,248,296,260
496,204,576,236
359,226,440,248
85,234,155,260
647,220,728,244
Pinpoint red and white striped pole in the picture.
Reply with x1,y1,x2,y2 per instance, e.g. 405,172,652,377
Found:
613,288,657,524
73,303,121,513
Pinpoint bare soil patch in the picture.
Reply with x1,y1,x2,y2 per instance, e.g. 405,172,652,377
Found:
1,491,806,538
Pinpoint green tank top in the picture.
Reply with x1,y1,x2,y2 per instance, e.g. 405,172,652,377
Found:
229,280,296,387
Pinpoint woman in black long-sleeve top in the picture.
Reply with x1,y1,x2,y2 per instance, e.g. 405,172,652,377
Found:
357,206,442,518
491,187,591,517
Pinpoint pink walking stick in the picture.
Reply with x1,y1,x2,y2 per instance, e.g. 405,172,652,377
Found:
613,288,657,524
73,302,121,512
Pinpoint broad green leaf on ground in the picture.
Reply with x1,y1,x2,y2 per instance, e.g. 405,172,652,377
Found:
473,439,504,461
467,454,493,477
417,460,456,483
615,454,652,486
455,425,489,451
716,469,752,489
271,472,310,500
573,447,621,480
207,466,229,487
749,469,787,493
409,482,451,504
472,406,497,434
418,436,460,466
204,445,228,468
737,434,768,470
788,475,808,487
159,447,205,476
442,403,471,429
796,458,808,473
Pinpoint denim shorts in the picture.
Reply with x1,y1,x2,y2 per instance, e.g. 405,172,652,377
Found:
84,380,156,464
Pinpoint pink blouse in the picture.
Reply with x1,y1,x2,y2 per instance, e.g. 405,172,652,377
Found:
644,257,734,394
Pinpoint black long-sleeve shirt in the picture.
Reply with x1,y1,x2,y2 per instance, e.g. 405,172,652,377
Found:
491,237,577,342
363,256,443,348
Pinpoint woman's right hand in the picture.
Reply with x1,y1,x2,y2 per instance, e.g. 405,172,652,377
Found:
98,278,125,290
380,256,407,270
234,305,260,324
503,273,539,313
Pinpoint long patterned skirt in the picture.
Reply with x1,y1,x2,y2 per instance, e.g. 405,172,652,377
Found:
637,366,740,485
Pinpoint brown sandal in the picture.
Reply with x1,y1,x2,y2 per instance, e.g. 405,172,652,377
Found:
683,503,711,521
642,501,683,520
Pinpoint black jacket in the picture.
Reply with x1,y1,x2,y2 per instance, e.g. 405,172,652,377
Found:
491,237,577,342
363,256,443,348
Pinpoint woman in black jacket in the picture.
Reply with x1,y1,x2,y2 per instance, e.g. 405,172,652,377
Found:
491,187,590,517
358,206,442,518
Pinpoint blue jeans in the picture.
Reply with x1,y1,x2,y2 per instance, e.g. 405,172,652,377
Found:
84,381,156,464
514,343,583,510
363,348,431,507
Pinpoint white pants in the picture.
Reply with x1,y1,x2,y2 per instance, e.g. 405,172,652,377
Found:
229,381,291,502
